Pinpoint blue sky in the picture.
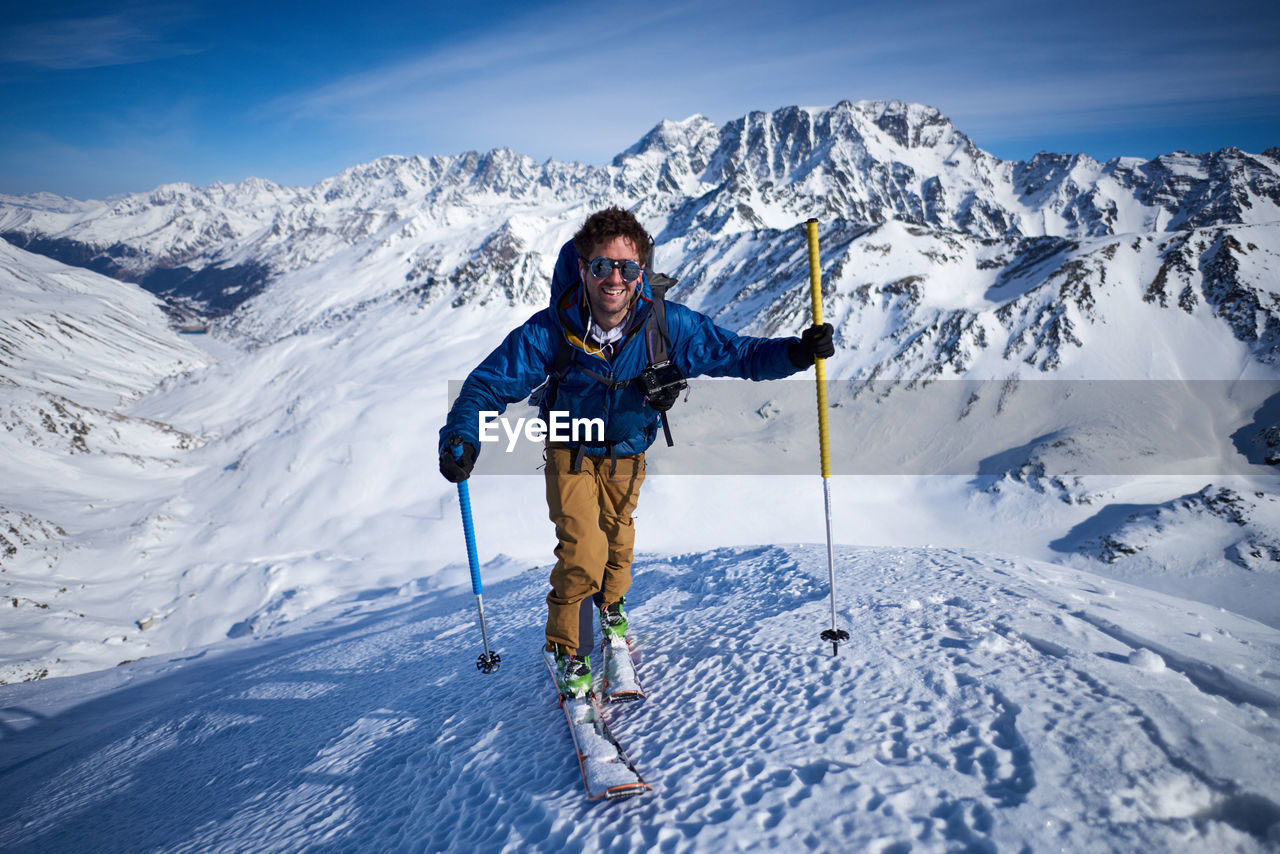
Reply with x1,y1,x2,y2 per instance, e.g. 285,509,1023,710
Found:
1,0,1277,199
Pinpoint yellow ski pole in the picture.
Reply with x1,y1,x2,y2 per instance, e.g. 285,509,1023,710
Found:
805,218,848,656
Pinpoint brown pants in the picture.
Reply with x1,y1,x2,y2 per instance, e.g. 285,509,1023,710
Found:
544,444,645,652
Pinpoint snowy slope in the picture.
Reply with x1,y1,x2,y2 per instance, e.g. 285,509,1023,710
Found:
0,239,207,406
0,241,209,680
1,545,1277,852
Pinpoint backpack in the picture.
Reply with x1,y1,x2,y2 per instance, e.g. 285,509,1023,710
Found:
534,240,686,447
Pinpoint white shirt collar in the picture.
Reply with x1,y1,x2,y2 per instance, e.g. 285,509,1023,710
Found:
586,304,634,346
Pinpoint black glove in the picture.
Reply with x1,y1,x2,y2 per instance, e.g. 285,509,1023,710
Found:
439,438,477,483
646,386,681,412
788,323,835,368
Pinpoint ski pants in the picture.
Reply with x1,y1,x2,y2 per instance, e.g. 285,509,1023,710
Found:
543,443,645,653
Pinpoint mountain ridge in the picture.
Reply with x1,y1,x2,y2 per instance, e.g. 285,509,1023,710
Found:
3,99,1277,320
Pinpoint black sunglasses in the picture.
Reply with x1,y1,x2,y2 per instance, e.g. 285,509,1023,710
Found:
586,256,644,283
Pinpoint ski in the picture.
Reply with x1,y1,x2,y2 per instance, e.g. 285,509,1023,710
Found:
601,636,645,703
543,650,651,801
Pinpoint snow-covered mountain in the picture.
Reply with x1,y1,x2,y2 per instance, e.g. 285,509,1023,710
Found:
3,100,1278,339
1,99,1278,687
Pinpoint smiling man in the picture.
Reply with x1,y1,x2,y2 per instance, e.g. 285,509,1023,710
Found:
439,207,833,697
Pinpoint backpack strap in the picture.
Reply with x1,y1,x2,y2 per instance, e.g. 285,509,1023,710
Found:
645,236,673,358
535,334,574,414
639,270,685,447
644,272,676,364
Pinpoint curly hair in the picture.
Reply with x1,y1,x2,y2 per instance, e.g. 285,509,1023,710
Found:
572,207,651,266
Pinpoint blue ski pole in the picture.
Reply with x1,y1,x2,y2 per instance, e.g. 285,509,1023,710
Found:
452,437,501,674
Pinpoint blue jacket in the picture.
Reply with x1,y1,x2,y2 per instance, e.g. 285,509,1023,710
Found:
439,241,804,460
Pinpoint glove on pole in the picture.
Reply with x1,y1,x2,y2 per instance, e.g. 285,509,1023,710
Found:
451,436,501,674
805,219,850,657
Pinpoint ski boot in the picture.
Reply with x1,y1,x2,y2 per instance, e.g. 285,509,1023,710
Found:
599,597,628,642
552,646,592,698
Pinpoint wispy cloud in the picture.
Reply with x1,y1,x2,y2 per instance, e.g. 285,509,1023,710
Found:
260,1,848,162
0,7,199,70
258,0,1280,165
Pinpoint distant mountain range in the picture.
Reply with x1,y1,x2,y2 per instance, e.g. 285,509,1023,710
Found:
2,100,1278,376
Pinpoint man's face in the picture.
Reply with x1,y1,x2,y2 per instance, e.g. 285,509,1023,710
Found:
580,236,641,330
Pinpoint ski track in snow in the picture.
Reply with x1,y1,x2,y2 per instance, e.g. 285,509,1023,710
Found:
1,545,1279,853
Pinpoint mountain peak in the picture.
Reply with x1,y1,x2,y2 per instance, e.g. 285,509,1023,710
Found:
848,99,964,150
616,114,720,162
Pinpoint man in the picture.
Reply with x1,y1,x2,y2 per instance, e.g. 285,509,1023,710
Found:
439,207,833,696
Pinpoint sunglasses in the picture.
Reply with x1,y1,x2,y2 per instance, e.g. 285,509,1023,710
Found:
586,256,644,283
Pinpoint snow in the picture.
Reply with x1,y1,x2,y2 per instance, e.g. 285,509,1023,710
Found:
0,240,207,406
2,544,1278,851
1128,647,1167,672
602,637,642,698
